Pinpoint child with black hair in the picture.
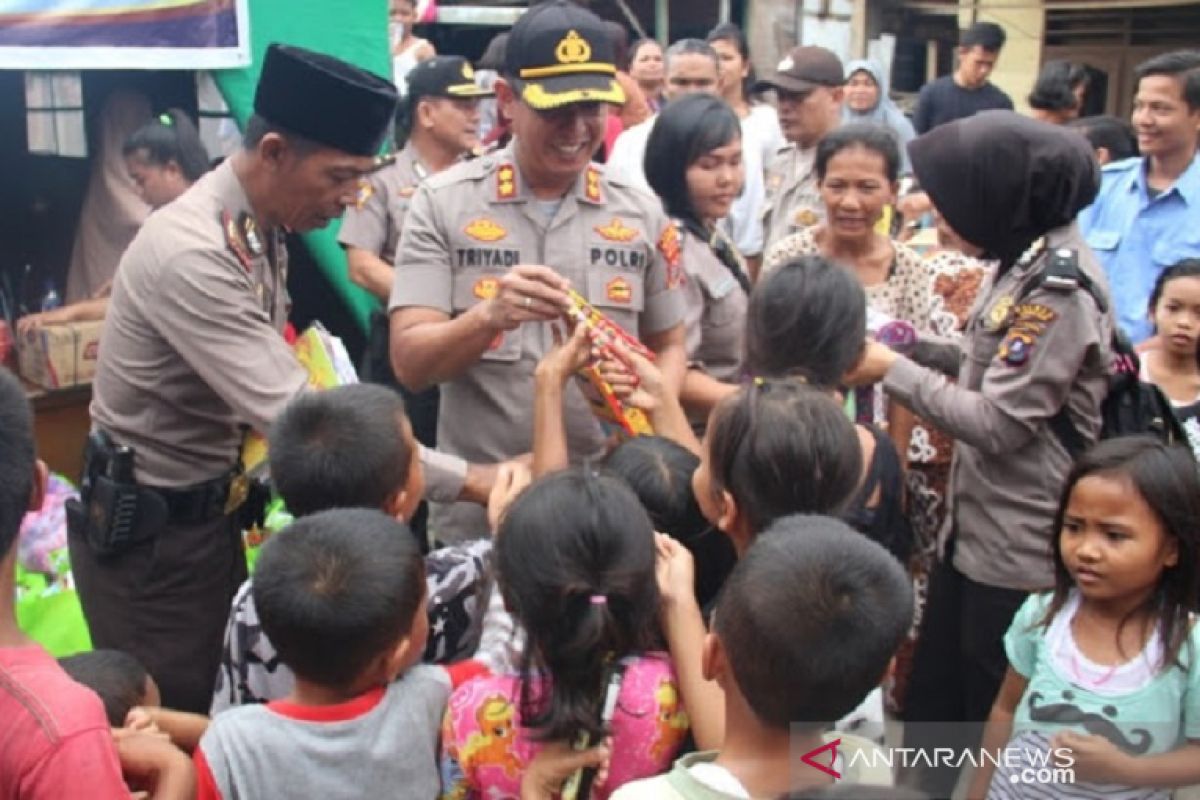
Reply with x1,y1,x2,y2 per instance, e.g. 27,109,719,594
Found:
614,515,910,799
61,649,210,754
605,435,736,610
211,383,494,713
745,254,912,563
440,468,688,799
195,509,445,799
973,438,1200,798
1067,115,1138,165
1142,260,1200,460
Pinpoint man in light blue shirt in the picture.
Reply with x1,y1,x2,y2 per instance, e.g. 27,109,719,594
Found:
1079,49,1200,343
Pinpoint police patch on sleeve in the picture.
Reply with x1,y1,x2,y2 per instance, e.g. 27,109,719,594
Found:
658,222,683,289
996,304,1057,367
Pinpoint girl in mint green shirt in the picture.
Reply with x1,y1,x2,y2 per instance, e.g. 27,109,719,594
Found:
973,437,1200,799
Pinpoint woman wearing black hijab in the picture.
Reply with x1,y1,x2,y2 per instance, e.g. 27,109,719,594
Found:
849,110,1114,796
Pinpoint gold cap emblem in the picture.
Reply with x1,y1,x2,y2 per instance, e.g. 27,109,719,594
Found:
555,30,592,64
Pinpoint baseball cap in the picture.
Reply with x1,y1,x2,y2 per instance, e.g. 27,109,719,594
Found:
407,56,494,102
755,46,845,95
504,0,625,110
254,43,398,157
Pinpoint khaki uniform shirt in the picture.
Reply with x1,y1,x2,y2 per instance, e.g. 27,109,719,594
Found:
92,160,468,500
390,144,687,541
92,161,302,487
679,227,747,385
884,224,1113,590
338,143,427,266
762,143,823,253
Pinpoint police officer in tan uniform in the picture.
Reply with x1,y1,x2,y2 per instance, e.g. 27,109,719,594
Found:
758,46,845,254
390,0,688,544
643,93,750,424
848,112,1111,796
70,45,437,713
341,57,491,467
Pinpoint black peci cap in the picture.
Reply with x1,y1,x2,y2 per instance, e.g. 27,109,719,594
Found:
407,56,494,103
504,0,625,110
254,43,399,157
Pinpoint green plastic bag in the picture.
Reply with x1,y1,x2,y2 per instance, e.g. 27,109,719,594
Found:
14,553,92,657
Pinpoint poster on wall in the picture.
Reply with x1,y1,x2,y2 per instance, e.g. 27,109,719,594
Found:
0,0,251,69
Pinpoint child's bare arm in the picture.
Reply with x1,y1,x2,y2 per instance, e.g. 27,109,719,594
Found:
533,323,591,478
126,707,210,754
655,533,724,751
967,666,1028,799
113,729,195,800
1051,734,1200,788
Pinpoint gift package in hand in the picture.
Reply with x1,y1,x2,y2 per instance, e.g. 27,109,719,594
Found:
564,290,654,437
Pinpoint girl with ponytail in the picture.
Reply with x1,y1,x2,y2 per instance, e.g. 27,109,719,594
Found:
439,468,688,799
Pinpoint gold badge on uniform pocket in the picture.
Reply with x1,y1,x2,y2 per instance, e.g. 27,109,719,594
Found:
606,277,632,304
794,208,819,227
474,278,500,300
464,218,508,242
986,295,1015,331
595,218,638,243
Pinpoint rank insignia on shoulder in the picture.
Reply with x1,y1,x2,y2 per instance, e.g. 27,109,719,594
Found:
222,210,253,272
584,165,602,204
240,213,264,257
595,217,638,243
497,163,517,201
355,180,374,209
465,218,508,242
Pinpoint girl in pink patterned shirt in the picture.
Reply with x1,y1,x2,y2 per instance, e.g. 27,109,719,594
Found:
439,469,689,799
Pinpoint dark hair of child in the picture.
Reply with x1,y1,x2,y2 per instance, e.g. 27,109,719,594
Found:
268,383,412,517
0,369,35,552
497,468,660,743
1148,259,1200,366
815,122,902,184
606,436,737,608
707,382,862,535
59,649,153,727
1044,437,1200,669
746,254,867,389
1067,115,1137,162
121,108,210,182
715,515,912,730
252,509,425,690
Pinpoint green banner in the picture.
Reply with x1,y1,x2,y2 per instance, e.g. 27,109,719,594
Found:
212,0,390,332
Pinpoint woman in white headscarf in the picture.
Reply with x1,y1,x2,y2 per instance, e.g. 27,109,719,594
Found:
843,59,916,175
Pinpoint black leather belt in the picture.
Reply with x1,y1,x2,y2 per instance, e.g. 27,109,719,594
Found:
154,474,237,525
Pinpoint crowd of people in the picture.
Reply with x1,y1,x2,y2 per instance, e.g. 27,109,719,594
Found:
4,0,1200,798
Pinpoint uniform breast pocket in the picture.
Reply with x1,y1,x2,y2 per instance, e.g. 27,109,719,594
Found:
1084,229,1121,255
451,269,521,362
585,268,645,335
698,270,744,327
387,196,411,225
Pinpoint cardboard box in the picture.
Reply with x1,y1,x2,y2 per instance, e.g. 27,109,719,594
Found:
18,320,104,390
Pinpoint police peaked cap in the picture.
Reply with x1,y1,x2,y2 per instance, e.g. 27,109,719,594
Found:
504,0,624,110
255,43,399,157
